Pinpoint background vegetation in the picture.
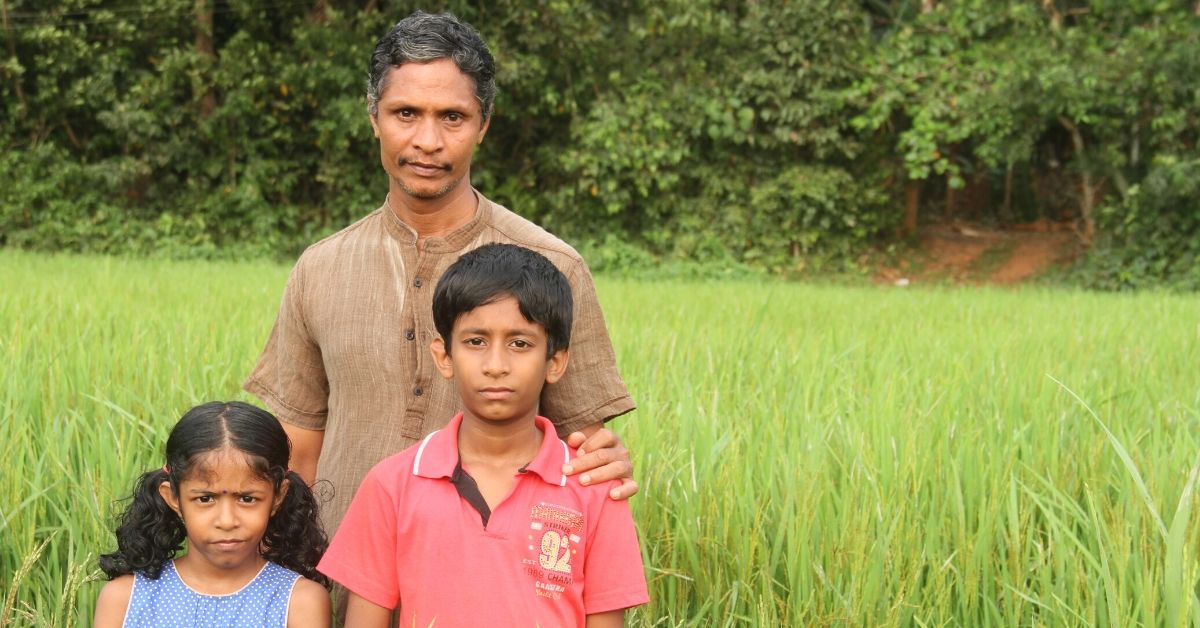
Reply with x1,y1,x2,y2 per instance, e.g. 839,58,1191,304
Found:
4,250,1200,625
2,0,1198,286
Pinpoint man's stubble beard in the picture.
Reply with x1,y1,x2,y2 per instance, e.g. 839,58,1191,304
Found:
395,171,466,201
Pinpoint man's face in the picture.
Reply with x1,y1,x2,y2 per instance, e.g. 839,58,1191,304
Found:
369,58,490,204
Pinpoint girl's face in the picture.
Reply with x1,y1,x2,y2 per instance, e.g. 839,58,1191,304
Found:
159,447,285,577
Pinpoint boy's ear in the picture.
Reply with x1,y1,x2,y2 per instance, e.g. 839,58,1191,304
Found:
544,348,569,385
158,481,181,517
430,337,454,380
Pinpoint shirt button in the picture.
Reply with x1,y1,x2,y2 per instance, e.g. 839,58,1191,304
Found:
413,278,423,288
413,386,423,396
405,329,415,341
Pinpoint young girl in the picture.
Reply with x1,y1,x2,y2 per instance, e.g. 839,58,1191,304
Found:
94,401,331,627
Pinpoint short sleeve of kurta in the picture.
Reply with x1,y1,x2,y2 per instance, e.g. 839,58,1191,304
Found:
243,259,330,430
540,258,635,437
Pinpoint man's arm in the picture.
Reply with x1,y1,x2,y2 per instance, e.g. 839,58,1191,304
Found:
281,421,324,486
565,423,638,500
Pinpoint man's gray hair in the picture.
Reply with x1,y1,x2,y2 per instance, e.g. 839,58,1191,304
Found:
366,11,497,123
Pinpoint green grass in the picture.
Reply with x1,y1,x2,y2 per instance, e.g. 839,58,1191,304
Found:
3,248,1200,626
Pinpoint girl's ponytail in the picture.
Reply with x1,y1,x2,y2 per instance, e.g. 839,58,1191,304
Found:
262,470,329,587
97,468,185,579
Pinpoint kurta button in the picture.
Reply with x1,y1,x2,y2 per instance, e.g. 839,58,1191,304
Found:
413,278,423,288
413,386,423,396
405,329,415,341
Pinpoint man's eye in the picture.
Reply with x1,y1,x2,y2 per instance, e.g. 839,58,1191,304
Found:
445,112,462,123
397,109,414,118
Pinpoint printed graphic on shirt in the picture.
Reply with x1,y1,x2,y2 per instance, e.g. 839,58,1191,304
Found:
523,502,584,600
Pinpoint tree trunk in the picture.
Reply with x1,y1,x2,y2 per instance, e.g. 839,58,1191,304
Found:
195,0,217,117
943,145,957,221
1002,163,1014,224
0,0,25,112
308,0,330,24
1058,116,1095,244
903,179,921,237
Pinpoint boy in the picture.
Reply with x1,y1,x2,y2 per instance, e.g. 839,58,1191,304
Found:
317,244,648,627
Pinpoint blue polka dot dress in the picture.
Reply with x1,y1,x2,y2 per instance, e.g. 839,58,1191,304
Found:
123,560,301,627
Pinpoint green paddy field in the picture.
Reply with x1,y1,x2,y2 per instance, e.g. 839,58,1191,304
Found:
3,249,1199,626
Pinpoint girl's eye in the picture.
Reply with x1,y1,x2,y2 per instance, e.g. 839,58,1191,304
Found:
239,495,258,504
196,495,214,504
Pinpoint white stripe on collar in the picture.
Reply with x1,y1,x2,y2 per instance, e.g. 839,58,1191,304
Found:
558,440,569,487
412,429,440,476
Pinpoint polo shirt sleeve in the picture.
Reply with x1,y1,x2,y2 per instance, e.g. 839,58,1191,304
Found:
243,258,329,430
582,485,649,614
317,465,401,609
541,259,636,436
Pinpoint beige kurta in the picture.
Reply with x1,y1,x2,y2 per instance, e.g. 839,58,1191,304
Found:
244,192,634,533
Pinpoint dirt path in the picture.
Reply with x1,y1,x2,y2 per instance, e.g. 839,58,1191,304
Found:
879,223,1078,286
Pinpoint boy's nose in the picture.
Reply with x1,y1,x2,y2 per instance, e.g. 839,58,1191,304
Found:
482,347,509,376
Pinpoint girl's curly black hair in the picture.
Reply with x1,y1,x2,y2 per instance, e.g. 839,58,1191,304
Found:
98,401,329,587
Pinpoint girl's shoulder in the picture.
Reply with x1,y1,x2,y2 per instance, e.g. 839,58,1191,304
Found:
93,575,135,628
286,577,331,628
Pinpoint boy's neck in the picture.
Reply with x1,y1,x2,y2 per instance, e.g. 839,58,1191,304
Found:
456,414,543,470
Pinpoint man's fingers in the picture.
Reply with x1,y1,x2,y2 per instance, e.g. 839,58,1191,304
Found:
567,427,620,456
610,478,640,501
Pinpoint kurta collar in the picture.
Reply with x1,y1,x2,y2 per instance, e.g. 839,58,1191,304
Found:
381,190,492,252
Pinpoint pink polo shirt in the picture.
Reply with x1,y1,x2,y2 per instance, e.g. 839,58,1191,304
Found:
317,413,649,627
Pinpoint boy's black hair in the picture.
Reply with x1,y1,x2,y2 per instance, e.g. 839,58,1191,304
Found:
98,401,329,587
433,243,573,358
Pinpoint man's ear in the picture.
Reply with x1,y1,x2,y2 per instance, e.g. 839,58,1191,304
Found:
544,348,569,385
477,114,491,145
431,337,455,380
158,481,182,517
368,111,380,138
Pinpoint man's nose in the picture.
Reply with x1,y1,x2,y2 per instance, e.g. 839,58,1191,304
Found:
411,118,443,153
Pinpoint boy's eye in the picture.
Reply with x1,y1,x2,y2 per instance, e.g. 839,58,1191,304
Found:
510,339,532,349
464,337,485,346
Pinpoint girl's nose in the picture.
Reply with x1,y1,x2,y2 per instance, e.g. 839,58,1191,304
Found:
214,501,238,529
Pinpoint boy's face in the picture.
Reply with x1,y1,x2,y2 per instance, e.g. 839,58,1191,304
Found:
431,296,568,426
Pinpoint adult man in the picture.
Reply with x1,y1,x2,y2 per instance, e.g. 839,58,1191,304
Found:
243,11,637,540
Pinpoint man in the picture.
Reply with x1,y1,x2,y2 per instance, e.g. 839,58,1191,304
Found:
243,10,637,542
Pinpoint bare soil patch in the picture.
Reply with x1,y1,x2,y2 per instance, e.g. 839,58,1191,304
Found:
877,222,1079,286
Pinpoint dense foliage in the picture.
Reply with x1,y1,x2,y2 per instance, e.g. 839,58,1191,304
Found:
2,1,1198,284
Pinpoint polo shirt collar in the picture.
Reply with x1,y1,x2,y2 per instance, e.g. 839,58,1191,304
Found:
381,190,492,252
412,412,570,487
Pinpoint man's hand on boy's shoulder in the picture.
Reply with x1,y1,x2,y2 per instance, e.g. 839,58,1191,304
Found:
563,425,639,500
